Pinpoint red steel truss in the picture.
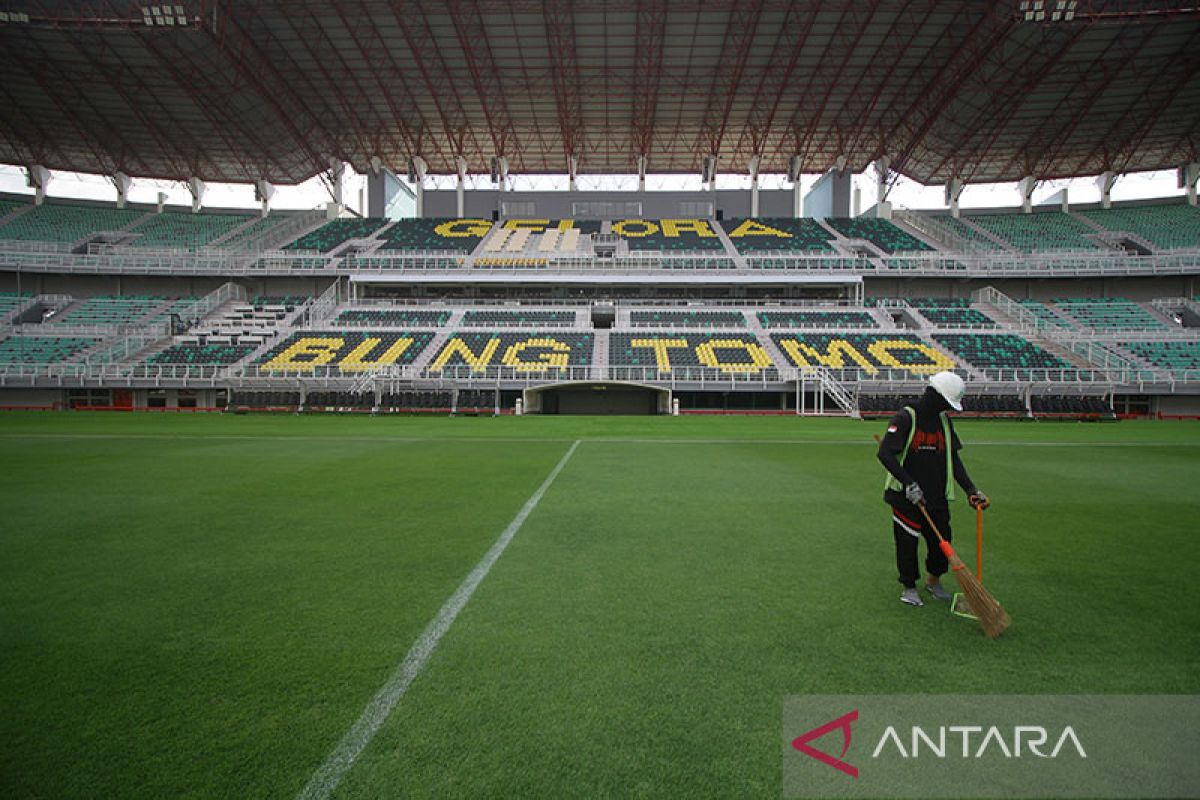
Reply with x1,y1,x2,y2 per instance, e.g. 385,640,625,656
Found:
0,0,1196,184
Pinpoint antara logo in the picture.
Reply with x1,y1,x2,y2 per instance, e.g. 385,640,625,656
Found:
792,710,1087,779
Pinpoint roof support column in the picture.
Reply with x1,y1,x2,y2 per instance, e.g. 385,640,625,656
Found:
411,156,428,218
26,165,50,206
327,158,346,214
112,172,132,209
748,155,761,218
788,156,803,218
455,156,468,218
874,157,892,219
567,155,579,193
1181,163,1199,207
188,177,206,213
637,155,647,193
495,156,509,192
945,178,964,218
256,180,275,218
702,155,717,195
1017,176,1036,214
1096,171,1117,209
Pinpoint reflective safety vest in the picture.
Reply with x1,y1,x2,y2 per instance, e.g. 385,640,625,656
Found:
883,406,955,501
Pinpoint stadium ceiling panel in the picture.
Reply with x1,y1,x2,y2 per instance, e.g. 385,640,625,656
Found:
0,0,1197,186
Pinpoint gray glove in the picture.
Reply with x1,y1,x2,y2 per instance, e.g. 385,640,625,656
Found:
905,482,925,505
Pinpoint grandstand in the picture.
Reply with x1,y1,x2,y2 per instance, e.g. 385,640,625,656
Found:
3,5,1200,798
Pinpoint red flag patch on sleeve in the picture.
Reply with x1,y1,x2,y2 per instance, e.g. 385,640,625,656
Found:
886,424,898,433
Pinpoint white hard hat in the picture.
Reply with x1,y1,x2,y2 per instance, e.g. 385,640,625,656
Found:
929,371,965,411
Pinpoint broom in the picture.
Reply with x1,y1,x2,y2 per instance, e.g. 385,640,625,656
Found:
874,434,1010,638
950,506,983,620
915,501,1011,638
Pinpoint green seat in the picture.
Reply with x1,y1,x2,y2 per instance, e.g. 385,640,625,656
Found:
826,218,932,253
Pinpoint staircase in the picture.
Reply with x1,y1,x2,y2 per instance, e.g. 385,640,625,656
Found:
592,328,609,380
743,310,791,370
796,366,860,417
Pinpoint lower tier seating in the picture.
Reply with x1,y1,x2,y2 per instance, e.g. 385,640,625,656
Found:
335,309,450,327
932,333,1070,371
53,295,167,326
770,333,954,375
304,391,374,409
609,332,774,376
757,310,877,328
379,390,453,410
148,342,257,366
1030,395,1113,417
909,298,996,328
859,393,1026,417
1054,298,1166,331
251,295,309,310
1120,341,1200,371
0,291,33,320
256,330,436,373
1018,299,1073,328
455,389,496,410
628,310,744,327
460,310,578,327
0,336,97,363
427,332,594,373
229,390,301,408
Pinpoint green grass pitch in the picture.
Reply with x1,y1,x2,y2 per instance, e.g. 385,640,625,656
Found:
1,412,1198,797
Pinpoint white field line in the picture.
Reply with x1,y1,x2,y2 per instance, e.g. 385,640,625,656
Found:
0,432,1194,448
294,439,581,800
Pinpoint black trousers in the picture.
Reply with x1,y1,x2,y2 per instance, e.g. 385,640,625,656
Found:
891,503,952,588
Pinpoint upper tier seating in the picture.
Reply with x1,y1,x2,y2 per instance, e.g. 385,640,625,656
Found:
0,291,34,320
826,218,932,252
0,336,97,363
1053,298,1166,331
284,217,389,252
965,211,1100,252
757,310,878,329
932,333,1070,371
610,219,724,251
609,332,774,375
628,310,745,327
722,218,835,252
257,330,436,373
771,333,954,375
128,212,251,249
334,309,450,327
427,331,594,373
0,199,26,219
909,298,996,328
1120,341,1200,371
53,295,167,326
215,214,296,250
148,342,257,366
0,202,142,243
378,218,493,253
147,296,200,325
1018,299,1073,328
460,310,578,327
938,215,1006,251
484,220,601,255
1080,204,1200,250
251,295,310,309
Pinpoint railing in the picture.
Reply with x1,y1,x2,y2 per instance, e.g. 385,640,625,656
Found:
306,280,342,325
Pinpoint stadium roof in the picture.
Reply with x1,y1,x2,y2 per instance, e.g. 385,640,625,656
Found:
1,1,1198,186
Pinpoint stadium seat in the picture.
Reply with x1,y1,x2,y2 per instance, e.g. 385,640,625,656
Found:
257,330,436,372
1053,298,1167,331
1080,204,1200,250
1120,341,1200,371
825,218,932,252
610,219,724,251
908,298,996,328
757,310,877,329
609,332,774,376
284,217,389,252
460,310,578,327
52,295,169,327
335,309,451,327
628,310,745,327
964,211,1100,252
128,212,252,249
722,218,834,252
378,218,493,253
0,201,142,243
771,333,953,375
148,342,257,366
427,331,594,373
932,333,1070,371
0,335,97,363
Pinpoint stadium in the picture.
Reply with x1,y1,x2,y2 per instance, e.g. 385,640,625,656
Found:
1,1,1198,798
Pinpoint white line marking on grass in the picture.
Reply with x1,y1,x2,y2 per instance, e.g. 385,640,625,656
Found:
295,439,581,800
